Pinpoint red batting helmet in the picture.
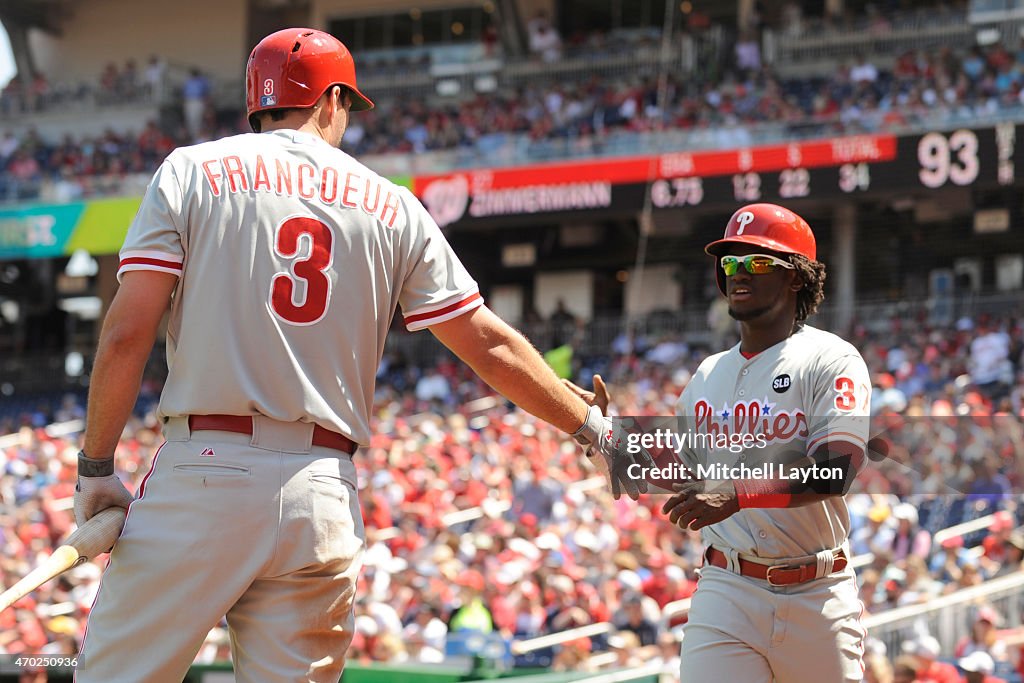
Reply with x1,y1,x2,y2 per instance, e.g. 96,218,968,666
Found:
705,203,817,294
246,28,373,131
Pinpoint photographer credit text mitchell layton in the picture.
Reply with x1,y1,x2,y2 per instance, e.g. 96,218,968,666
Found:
621,426,846,484
624,458,846,485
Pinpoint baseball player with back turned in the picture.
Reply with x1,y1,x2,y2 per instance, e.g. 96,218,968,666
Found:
663,204,872,682
72,28,651,682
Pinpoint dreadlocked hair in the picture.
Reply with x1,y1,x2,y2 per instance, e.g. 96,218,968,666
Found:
790,254,826,323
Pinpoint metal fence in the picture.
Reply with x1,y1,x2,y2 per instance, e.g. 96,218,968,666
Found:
357,105,1024,176
763,13,975,69
864,572,1024,656
356,28,727,101
7,95,1024,202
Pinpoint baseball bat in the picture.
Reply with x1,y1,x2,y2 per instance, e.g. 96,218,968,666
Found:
0,507,127,613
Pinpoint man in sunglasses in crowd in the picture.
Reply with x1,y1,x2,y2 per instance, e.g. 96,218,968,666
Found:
658,203,873,682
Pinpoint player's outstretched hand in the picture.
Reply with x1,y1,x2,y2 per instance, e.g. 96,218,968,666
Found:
561,374,611,415
662,480,740,531
573,405,656,501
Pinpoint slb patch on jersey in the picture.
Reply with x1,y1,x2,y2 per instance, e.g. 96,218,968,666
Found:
772,374,792,393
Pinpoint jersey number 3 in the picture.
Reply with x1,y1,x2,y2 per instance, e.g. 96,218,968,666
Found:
834,377,856,411
270,217,334,325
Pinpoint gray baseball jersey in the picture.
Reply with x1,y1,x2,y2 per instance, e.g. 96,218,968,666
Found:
675,324,871,682
674,324,872,558
117,129,482,445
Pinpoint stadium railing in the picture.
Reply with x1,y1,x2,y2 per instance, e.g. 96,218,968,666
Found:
5,104,1024,206
354,27,727,100
970,0,1024,22
512,624,614,656
933,512,1008,547
359,106,1024,177
763,12,975,72
864,572,1024,656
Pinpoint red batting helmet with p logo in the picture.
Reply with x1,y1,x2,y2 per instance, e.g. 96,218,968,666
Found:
705,203,817,294
705,203,816,259
246,28,374,131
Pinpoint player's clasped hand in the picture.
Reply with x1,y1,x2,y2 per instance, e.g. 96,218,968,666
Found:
662,480,740,531
572,405,657,501
565,375,656,501
561,374,610,415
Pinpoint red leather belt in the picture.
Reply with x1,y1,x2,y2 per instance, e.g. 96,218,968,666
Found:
705,547,847,586
188,415,357,455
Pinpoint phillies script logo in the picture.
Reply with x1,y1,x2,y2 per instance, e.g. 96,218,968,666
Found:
422,175,470,228
694,398,808,444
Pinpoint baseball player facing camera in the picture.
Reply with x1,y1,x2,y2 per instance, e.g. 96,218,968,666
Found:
572,204,872,682
73,28,649,682
668,204,872,683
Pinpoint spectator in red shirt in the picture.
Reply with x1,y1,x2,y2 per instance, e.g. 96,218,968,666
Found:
957,651,1007,683
7,151,40,182
641,552,696,609
911,635,961,683
981,511,1014,573
955,607,1008,662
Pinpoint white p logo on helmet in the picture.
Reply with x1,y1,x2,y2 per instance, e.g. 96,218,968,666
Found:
735,211,755,235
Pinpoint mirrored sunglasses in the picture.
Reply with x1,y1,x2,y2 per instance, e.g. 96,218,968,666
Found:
720,253,795,276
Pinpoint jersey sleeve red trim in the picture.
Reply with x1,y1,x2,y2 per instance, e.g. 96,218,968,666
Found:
404,292,483,331
806,431,867,454
117,250,183,282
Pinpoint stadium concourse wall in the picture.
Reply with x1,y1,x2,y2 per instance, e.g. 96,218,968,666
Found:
28,0,247,84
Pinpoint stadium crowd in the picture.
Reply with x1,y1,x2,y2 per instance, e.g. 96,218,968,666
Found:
1,311,1024,681
4,33,1024,201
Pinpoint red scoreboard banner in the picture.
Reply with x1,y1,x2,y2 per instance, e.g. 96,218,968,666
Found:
411,125,1021,227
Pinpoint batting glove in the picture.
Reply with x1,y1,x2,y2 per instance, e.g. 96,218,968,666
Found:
74,452,134,527
573,405,656,501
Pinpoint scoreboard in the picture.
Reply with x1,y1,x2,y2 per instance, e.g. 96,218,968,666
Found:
644,122,1020,209
414,122,1023,228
